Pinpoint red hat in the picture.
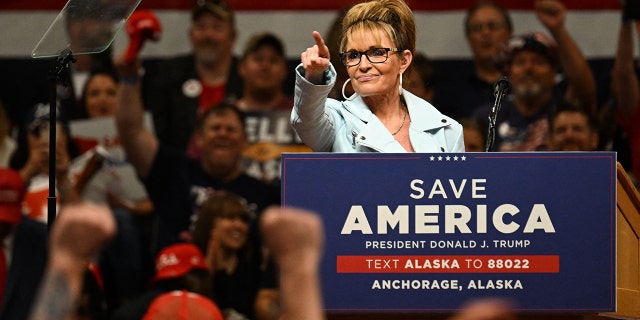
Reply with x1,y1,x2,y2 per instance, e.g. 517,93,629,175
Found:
152,243,209,283
143,290,224,320
0,168,24,224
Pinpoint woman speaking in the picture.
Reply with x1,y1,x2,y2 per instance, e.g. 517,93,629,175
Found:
292,0,464,153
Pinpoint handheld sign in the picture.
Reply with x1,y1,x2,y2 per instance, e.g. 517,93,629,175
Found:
281,152,616,313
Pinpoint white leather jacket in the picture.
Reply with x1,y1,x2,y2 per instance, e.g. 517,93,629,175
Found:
291,63,465,153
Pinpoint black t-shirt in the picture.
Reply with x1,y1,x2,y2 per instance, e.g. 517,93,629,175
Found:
145,144,280,253
473,97,555,151
211,259,262,319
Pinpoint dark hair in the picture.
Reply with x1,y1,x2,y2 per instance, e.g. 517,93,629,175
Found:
241,32,285,59
79,68,119,119
0,100,12,148
460,117,487,137
460,117,486,133
549,100,597,132
407,52,434,89
9,103,80,172
195,101,247,133
464,1,513,37
191,192,253,263
192,0,235,26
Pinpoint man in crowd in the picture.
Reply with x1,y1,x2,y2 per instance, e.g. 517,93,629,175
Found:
472,0,596,151
115,53,278,254
142,0,242,154
235,32,308,184
548,101,598,151
434,1,513,120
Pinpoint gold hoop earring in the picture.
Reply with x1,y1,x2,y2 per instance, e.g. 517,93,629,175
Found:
342,78,355,101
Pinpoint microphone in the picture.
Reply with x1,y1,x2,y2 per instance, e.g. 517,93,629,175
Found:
485,76,511,152
493,76,511,97
124,10,162,63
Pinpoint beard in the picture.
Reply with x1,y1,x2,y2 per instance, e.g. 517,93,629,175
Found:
513,82,543,101
194,43,222,66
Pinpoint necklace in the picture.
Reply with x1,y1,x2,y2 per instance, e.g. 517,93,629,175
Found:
391,110,407,136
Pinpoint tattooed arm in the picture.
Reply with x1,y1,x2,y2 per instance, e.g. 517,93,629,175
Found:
29,203,115,320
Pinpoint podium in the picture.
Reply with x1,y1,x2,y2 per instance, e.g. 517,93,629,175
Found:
328,163,640,320
282,153,639,319
327,163,640,320
602,162,640,319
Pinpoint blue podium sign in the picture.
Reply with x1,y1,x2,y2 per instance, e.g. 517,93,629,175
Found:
281,152,617,313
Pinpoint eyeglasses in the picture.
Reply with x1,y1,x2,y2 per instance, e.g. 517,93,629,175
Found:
468,21,505,33
339,48,399,67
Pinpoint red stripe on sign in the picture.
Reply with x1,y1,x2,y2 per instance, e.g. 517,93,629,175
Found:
336,255,559,273
0,0,622,11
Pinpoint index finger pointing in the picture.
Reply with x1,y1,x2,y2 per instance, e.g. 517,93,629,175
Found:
312,31,329,57
312,31,325,47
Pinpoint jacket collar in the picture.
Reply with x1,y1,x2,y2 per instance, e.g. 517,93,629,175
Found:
341,91,451,152
342,90,451,133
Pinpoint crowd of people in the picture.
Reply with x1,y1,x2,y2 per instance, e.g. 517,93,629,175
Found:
0,0,636,319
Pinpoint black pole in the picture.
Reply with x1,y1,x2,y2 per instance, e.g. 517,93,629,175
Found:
484,93,505,152
485,77,511,152
47,48,75,230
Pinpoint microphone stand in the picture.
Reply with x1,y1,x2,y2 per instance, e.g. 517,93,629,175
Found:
47,48,75,230
484,77,510,152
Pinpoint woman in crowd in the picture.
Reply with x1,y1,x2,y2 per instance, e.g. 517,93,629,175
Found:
191,192,279,320
72,69,155,311
74,69,154,216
